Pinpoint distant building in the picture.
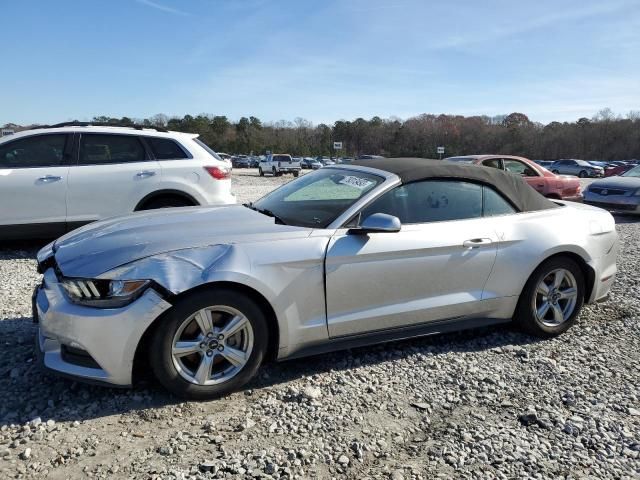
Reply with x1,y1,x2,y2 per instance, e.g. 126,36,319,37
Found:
1,128,15,136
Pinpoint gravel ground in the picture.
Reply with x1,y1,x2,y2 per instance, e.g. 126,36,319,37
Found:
0,171,638,479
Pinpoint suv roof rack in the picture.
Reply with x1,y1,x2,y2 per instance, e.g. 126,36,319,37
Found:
29,121,169,133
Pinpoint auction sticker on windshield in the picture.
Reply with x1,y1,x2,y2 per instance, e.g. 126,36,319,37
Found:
339,176,375,190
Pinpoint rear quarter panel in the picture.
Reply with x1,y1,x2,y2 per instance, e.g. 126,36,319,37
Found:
484,204,616,301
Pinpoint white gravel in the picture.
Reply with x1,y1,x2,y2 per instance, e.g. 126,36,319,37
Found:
0,169,638,479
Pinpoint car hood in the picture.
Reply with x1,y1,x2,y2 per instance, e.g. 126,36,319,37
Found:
52,205,312,277
589,176,640,189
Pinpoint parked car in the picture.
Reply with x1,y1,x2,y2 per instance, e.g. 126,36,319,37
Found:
249,157,260,168
34,157,617,399
259,154,301,176
533,160,554,168
301,158,322,169
604,162,633,177
339,157,355,164
444,155,582,200
550,159,604,178
357,154,385,160
583,165,640,213
0,124,234,240
231,156,250,168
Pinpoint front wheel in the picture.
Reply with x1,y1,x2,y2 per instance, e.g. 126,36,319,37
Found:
149,288,268,399
578,170,588,178
258,168,264,177
514,257,585,337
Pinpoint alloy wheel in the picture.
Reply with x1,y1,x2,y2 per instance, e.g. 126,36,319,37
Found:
532,268,579,327
171,306,254,385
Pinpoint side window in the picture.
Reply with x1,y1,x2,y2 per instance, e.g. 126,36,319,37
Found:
80,134,147,165
361,181,483,224
0,134,67,168
482,158,502,169
147,137,189,160
503,159,539,177
483,186,516,217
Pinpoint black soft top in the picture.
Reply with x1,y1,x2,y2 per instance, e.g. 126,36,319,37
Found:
352,157,558,212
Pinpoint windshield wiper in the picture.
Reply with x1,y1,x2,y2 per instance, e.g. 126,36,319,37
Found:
243,202,288,225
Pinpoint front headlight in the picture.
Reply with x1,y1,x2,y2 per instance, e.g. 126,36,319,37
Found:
61,278,151,308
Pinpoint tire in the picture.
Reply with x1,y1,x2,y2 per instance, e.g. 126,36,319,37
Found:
259,168,264,177
149,288,269,400
272,167,277,177
552,170,560,174
293,170,299,177
514,257,585,337
140,196,193,210
578,170,588,178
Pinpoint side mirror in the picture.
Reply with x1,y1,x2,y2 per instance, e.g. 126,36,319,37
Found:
351,213,401,234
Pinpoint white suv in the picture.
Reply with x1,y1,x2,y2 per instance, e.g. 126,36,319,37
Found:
0,124,235,240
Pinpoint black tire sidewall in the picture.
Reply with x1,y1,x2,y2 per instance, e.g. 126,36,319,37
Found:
515,257,585,337
149,288,269,400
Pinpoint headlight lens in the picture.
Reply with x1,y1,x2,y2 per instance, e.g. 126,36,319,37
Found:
61,278,151,308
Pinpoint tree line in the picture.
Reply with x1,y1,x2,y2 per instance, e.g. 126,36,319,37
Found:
25,109,640,160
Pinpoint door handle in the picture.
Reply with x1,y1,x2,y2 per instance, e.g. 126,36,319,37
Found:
463,238,493,248
136,170,156,178
37,175,62,183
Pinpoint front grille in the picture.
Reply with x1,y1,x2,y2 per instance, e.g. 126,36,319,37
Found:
61,345,101,369
589,187,628,196
584,201,637,211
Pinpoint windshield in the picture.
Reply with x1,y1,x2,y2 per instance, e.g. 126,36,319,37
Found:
251,168,384,228
622,166,640,177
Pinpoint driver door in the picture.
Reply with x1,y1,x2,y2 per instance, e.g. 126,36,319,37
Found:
325,180,499,337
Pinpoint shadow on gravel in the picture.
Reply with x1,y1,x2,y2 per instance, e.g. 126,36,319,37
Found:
0,313,541,427
613,213,640,224
0,240,49,260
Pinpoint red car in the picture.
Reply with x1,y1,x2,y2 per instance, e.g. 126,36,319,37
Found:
444,155,582,201
604,162,633,177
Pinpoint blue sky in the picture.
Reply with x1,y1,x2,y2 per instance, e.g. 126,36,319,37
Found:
1,0,639,125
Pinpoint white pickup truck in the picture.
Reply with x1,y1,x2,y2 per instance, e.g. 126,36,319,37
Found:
258,154,301,177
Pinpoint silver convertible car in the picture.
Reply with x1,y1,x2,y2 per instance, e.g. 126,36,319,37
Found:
34,158,618,399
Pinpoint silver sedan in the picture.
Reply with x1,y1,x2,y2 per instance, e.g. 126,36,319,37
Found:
34,158,618,399
583,165,640,214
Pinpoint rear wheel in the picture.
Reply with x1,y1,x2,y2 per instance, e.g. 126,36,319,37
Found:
293,170,299,177
149,288,268,399
514,257,584,337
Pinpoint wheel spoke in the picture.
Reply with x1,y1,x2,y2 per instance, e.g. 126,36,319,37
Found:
536,281,550,296
553,270,565,289
220,315,248,338
172,341,201,358
220,346,248,367
551,303,565,324
537,301,550,319
195,309,214,334
559,287,577,300
194,354,213,384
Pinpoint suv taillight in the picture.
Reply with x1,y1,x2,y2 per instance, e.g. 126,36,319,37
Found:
204,166,230,180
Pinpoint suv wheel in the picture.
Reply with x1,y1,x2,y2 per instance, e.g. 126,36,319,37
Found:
272,167,277,176
258,167,264,177
293,170,299,177
514,257,584,337
149,288,268,399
